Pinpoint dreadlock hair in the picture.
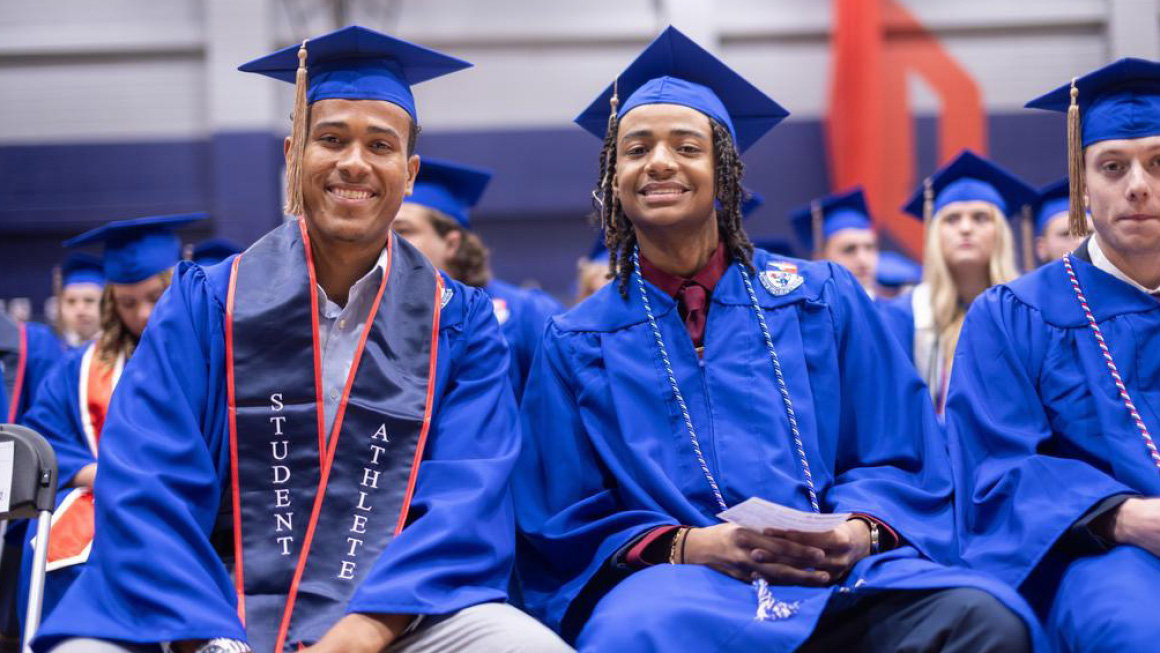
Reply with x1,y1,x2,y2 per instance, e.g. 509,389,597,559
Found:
592,114,755,297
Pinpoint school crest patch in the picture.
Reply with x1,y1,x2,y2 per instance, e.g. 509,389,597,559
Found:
492,298,511,325
441,286,454,308
760,261,804,297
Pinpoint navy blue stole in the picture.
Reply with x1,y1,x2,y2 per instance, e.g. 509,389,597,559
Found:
225,219,443,652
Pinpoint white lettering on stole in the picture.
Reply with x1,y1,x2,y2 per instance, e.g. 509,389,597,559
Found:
338,423,390,581
269,393,294,556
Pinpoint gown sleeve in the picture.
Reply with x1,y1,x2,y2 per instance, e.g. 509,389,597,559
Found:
33,263,242,651
824,266,956,562
348,285,521,617
21,353,92,487
513,321,674,637
945,288,1135,587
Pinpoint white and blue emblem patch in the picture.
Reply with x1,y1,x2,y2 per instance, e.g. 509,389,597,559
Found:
440,286,454,308
760,261,804,297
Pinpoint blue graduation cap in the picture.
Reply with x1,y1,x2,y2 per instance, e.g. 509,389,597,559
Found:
60,252,104,288
902,150,1036,222
1025,58,1160,236
1033,178,1071,236
1027,58,1160,147
876,251,923,289
789,187,874,254
575,26,789,153
64,213,206,284
405,158,493,229
238,25,472,123
190,238,242,267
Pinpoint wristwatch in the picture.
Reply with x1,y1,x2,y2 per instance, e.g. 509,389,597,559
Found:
162,639,252,653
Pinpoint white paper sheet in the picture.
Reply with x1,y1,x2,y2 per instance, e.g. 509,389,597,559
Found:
0,440,14,514
718,497,850,533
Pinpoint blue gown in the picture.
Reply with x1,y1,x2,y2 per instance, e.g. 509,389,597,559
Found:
16,345,104,628
33,254,521,651
877,291,916,363
3,322,65,424
483,279,563,400
515,248,1045,651
946,247,1160,652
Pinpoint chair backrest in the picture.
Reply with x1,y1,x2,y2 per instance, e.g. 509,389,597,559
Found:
0,424,57,521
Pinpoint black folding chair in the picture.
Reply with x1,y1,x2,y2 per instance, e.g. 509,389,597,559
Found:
0,424,58,653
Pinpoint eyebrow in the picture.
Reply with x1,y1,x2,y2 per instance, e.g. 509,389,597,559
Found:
312,121,401,139
619,127,709,143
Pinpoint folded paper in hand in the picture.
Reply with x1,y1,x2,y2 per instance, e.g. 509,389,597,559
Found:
718,497,850,533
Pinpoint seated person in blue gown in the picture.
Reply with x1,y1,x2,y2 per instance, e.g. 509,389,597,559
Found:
54,253,105,349
788,187,880,298
19,214,204,629
34,25,568,653
878,151,1034,416
948,58,1160,653
392,159,563,400
1031,178,1088,265
513,25,1044,653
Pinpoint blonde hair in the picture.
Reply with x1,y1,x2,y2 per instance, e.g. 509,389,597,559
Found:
97,269,173,364
921,202,1019,361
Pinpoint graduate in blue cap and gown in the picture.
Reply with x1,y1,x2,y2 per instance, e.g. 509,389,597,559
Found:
17,213,204,630
1031,178,1088,264
188,238,243,268
878,150,1034,416
947,58,1160,652
875,251,922,299
392,158,563,400
514,26,1043,653
54,253,105,349
34,25,568,653
789,187,880,297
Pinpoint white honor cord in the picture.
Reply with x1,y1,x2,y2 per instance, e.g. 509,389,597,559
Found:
633,248,820,620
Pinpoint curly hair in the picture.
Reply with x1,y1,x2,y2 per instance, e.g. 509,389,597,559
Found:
592,113,755,296
96,269,172,364
424,209,492,288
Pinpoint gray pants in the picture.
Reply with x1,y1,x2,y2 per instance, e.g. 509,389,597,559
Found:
50,603,572,653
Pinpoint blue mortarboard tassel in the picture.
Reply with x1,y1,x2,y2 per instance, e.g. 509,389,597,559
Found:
575,26,789,153
64,213,206,284
405,158,493,230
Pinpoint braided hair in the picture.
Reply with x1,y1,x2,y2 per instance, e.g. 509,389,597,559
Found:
592,113,755,296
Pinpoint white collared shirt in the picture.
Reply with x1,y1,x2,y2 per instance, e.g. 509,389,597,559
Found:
316,246,389,437
1089,235,1160,295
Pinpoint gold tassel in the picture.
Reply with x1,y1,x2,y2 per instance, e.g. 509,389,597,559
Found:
1021,205,1035,271
1067,77,1088,238
284,39,310,217
810,199,824,258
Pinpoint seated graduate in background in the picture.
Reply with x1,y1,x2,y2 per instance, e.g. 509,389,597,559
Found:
18,214,204,629
33,25,569,653
392,158,563,400
874,250,922,300
788,187,880,298
187,238,243,268
1031,177,1089,264
54,253,104,350
947,58,1160,653
878,151,1035,417
513,26,1043,653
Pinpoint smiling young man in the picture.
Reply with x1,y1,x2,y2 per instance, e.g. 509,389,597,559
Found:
947,59,1160,652
33,26,568,653
514,26,1042,653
